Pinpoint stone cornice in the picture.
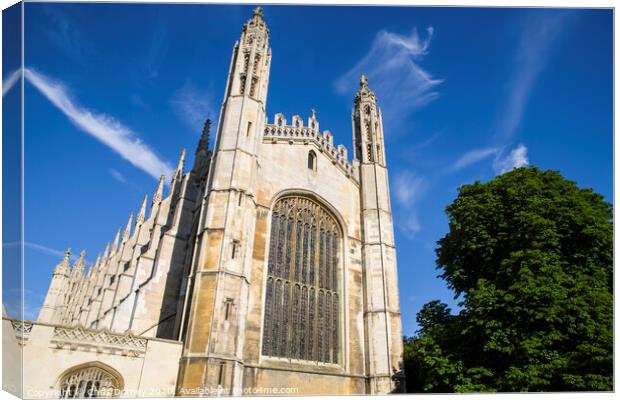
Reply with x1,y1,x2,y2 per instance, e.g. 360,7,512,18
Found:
3,318,181,354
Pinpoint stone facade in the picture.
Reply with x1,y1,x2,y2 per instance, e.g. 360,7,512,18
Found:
29,8,405,396
2,318,182,398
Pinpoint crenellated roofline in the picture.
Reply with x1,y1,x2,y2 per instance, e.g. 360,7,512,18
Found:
263,112,357,181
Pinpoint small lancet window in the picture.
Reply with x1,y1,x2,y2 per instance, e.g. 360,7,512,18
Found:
224,299,234,320
308,150,317,171
246,121,253,137
231,240,240,259
218,362,226,386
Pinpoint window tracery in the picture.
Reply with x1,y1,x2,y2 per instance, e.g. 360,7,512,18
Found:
261,196,341,364
58,365,121,398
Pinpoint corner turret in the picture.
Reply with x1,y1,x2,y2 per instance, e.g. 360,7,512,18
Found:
38,248,73,324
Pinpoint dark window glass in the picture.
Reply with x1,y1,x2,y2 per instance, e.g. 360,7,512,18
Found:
308,151,316,170
261,196,341,363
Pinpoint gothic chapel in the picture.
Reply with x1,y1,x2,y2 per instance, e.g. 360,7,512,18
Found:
24,8,405,396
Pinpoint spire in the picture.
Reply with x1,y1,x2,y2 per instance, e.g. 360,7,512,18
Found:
360,74,368,88
103,242,111,259
152,174,165,208
136,195,148,226
71,250,85,277
246,7,266,30
123,212,134,241
352,75,385,165
197,119,211,154
241,6,269,47
54,248,72,275
355,74,377,105
94,252,102,269
112,228,121,252
172,149,186,182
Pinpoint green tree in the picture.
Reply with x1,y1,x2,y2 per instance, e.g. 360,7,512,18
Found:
406,166,613,392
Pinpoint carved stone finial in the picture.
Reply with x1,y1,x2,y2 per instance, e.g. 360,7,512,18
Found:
178,148,186,166
198,119,211,152
54,248,72,275
103,242,111,259
360,75,368,87
136,195,148,226
355,74,376,105
77,250,85,266
243,5,269,42
72,250,86,276
152,175,165,207
112,228,121,251
123,212,134,241
308,109,319,131
202,119,211,139
173,149,186,181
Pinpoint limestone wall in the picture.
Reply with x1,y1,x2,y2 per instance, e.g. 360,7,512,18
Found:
3,319,182,399
234,138,367,393
2,317,22,397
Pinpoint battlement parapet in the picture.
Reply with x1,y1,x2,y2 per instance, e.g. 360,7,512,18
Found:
264,112,356,179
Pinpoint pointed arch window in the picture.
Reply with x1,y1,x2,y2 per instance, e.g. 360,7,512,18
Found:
58,364,122,398
261,196,341,364
307,151,317,171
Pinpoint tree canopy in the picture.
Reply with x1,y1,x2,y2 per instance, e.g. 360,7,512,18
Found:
405,166,613,392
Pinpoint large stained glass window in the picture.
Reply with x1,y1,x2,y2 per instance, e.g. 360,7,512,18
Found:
261,196,341,364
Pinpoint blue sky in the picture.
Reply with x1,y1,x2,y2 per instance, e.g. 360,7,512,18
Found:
3,4,612,335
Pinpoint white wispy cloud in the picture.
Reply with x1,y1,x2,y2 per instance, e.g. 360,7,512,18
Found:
3,241,85,262
109,168,127,184
496,12,569,140
24,68,173,181
448,144,529,175
451,147,499,171
449,13,565,176
144,25,168,80
41,6,95,64
335,27,442,130
171,81,216,132
493,144,529,174
2,69,21,97
393,171,426,237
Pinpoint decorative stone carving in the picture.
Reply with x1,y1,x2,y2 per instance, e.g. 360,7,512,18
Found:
51,326,147,354
10,320,33,346
58,363,123,398
264,115,356,178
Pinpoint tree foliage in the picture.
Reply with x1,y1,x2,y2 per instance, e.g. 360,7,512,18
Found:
405,167,613,392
